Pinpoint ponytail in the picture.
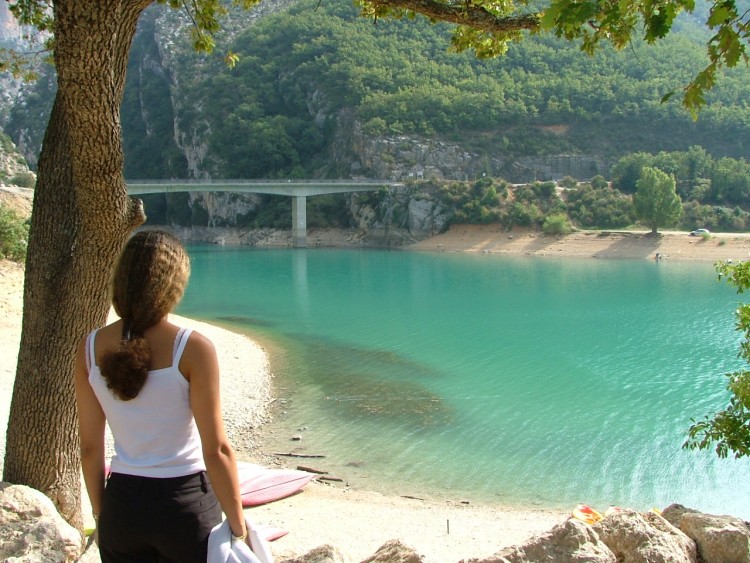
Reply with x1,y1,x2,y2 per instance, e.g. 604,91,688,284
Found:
100,321,151,400
99,230,190,401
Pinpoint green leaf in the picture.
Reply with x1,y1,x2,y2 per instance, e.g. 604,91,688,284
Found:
660,90,675,104
539,3,563,31
224,51,240,68
707,5,732,27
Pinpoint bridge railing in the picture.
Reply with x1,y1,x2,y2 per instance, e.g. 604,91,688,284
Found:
125,178,396,185
125,178,403,197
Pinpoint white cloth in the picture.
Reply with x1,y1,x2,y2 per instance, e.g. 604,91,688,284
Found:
207,519,274,563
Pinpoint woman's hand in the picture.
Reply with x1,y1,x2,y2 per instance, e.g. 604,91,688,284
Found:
231,522,252,548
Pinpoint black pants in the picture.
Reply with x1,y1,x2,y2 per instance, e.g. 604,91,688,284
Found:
98,471,222,563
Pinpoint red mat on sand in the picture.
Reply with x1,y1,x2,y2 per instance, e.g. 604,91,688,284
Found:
237,461,316,507
261,527,288,542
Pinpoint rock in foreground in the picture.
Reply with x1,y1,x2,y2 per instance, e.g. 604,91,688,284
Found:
0,482,83,562
2,482,749,563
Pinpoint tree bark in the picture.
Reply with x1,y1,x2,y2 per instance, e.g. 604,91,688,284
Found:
3,0,149,529
372,0,539,33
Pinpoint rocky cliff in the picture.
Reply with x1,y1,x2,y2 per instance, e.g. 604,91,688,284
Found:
349,122,612,183
0,1,21,43
0,1,34,130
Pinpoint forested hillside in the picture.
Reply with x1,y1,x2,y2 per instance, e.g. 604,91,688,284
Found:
4,0,750,183
199,0,749,168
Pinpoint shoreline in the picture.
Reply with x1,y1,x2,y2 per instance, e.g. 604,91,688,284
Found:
177,224,750,263
3,227,749,560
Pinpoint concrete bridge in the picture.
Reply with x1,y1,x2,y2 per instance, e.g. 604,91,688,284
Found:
126,179,402,247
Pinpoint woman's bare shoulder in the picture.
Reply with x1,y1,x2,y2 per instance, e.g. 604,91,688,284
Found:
96,320,124,337
180,329,218,375
185,329,216,353
87,320,123,348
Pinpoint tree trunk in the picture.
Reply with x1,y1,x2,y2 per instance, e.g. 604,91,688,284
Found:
2,0,150,529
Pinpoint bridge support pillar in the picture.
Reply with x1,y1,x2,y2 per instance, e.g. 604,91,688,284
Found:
292,195,307,247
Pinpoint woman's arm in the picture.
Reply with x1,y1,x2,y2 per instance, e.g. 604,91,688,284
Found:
182,331,247,538
74,336,106,519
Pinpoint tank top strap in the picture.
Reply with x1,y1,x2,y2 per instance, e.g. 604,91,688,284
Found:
172,327,194,365
86,329,100,371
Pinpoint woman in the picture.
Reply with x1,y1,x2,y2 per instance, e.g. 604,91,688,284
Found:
74,229,249,562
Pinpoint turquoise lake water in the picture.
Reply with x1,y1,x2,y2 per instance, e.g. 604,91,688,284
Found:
178,246,750,517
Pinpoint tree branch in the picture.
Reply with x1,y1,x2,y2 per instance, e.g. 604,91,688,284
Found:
370,0,540,33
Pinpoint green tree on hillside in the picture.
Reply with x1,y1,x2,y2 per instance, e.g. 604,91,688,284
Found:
633,166,682,235
711,157,750,207
610,148,750,209
611,152,653,194
686,260,750,459
3,0,749,529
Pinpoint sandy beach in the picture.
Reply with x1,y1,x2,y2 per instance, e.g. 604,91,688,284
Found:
409,224,750,262
1,226,746,561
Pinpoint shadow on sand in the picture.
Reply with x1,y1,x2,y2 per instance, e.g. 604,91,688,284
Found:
593,232,661,260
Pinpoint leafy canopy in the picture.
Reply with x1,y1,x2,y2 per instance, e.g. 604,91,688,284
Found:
633,166,683,233
685,260,750,459
3,0,750,113
541,0,750,115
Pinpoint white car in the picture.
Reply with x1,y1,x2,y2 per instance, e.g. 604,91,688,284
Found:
689,229,710,236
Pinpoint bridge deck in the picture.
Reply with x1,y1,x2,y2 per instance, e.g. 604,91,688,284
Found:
126,179,403,246
127,179,400,197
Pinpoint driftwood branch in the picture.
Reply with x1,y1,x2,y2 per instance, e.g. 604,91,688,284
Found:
297,465,329,474
273,452,326,458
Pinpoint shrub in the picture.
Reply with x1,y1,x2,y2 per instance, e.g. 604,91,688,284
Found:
590,175,608,189
514,184,535,202
566,184,635,229
543,213,572,235
362,117,388,136
11,171,36,188
0,204,29,262
509,201,542,226
534,181,557,199
679,201,750,232
559,176,578,189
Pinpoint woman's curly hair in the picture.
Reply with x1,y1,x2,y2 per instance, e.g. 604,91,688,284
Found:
100,230,190,400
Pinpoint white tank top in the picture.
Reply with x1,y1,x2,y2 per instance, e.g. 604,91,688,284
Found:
86,327,206,478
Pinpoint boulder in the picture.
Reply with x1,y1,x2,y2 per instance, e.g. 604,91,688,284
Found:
662,504,700,528
469,517,616,563
662,503,750,563
280,544,350,563
359,539,424,562
592,509,696,563
78,541,103,563
0,482,83,562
